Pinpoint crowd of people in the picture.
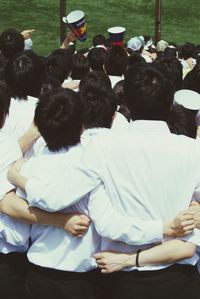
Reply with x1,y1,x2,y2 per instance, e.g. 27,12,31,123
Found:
1,25,200,299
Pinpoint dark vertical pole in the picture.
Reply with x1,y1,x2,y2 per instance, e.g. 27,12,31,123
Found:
155,0,161,43
60,0,66,43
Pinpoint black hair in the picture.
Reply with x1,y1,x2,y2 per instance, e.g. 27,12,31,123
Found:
0,81,11,128
0,52,7,82
5,50,46,99
128,52,146,67
92,34,106,47
71,53,90,80
81,86,117,129
40,75,61,95
153,56,183,91
163,47,177,58
183,60,200,93
46,48,73,83
0,28,24,60
79,70,111,93
113,80,130,121
124,64,174,121
104,45,128,76
34,88,83,151
87,47,106,71
46,54,71,84
167,104,197,139
180,42,196,60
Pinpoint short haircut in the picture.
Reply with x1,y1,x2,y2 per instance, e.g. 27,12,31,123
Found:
92,34,106,47
180,42,195,60
167,104,197,139
81,86,117,129
0,81,11,128
46,49,73,83
128,52,146,68
0,28,24,59
113,80,130,121
34,88,83,151
79,70,111,93
71,53,90,80
87,47,106,71
104,45,128,76
5,50,46,99
163,47,177,58
153,56,183,91
124,64,174,121
40,75,61,95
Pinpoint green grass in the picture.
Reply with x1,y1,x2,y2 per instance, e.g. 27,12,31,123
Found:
0,0,200,56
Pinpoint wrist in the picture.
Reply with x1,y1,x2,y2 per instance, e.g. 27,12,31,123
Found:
53,212,69,229
163,220,177,237
125,253,136,267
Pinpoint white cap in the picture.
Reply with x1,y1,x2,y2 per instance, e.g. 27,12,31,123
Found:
127,37,143,52
174,89,200,110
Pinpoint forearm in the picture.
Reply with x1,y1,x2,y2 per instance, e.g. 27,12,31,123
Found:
8,171,27,192
89,186,163,245
95,240,196,273
0,192,67,228
18,124,40,154
132,240,196,267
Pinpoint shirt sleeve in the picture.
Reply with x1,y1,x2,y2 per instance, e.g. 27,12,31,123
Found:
0,134,22,200
25,144,102,211
0,214,30,246
88,184,163,245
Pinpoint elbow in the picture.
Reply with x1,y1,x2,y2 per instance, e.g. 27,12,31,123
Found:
185,244,196,259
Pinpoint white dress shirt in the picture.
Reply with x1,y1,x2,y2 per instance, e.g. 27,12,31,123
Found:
109,75,124,88
18,135,162,271
25,121,200,270
0,131,30,253
111,112,129,131
2,96,38,158
3,96,38,139
17,143,100,271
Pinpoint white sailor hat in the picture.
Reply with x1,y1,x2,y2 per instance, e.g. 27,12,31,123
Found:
174,89,200,110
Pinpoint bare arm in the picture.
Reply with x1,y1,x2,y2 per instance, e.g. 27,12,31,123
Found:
8,162,195,241
60,32,77,49
18,122,40,154
0,191,90,237
94,239,196,273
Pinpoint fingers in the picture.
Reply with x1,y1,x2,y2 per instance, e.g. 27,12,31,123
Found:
180,219,195,228
79,214,91,224
93,252,103,260
27,29,35,33
178,210,194,219
70,224,89,237
190,201,200,206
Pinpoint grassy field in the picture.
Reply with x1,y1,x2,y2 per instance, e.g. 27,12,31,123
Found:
0,0,200,56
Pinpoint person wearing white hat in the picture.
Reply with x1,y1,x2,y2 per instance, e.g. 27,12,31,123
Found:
174,89,200,139
174,89,200,110
127,36,152,63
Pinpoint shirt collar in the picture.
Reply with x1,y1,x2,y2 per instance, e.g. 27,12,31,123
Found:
82,127,110,137
129,120,171,133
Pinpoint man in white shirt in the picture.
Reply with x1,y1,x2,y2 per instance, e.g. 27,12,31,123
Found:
10,64,200,299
